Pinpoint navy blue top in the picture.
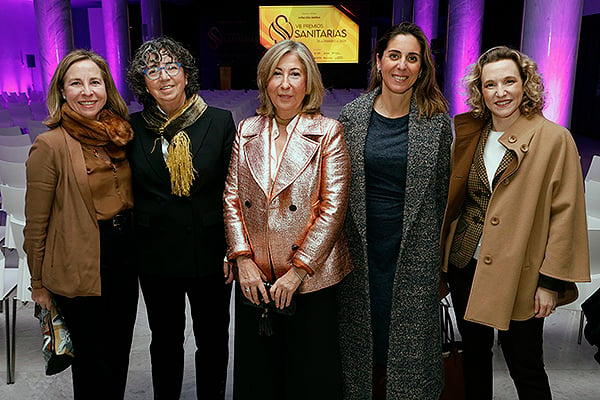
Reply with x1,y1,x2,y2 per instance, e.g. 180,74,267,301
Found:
364,110,409,366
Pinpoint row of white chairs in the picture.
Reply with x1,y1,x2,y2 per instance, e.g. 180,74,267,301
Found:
562,154,600,343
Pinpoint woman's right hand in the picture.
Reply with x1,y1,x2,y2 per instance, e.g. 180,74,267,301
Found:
32,287,53,310
237,256,269,305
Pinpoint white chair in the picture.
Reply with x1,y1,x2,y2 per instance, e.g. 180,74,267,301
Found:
0,127,23,136
586,180,600,220
24,120,47,142
28,102,48,121
0,134,31,146
562,216,600,343
586,155,600,184
0,160,26,188
0,185,30,302
0,109,13,128
0,145,31,162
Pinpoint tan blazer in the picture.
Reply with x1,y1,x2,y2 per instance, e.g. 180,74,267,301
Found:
224,114,352,294
24,127,102,297
441,112,590,330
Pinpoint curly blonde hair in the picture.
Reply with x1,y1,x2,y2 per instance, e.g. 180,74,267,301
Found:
463,46,545,119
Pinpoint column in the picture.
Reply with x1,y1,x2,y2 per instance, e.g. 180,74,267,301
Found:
102,0,132,102
33,0,74,95
141,0,162,42
392,0,414,25
443,0,484,116
521,0,584,128
414,0,440,43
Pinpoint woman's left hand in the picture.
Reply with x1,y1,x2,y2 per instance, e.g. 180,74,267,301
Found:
534,287,558,318
271,268,303,309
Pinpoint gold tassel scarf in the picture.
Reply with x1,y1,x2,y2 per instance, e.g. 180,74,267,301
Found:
142,94,208,196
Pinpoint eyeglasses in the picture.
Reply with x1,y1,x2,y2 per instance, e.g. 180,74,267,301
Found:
143,62,182,80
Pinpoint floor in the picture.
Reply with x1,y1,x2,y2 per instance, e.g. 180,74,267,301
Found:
0,133,599,399
0,294,599,399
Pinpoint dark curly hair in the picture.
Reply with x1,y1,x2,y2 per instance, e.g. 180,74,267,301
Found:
127,36,200,108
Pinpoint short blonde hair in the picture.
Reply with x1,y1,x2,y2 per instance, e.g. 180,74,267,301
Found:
256,40,324,117
463,46,545,119
45,49,129,128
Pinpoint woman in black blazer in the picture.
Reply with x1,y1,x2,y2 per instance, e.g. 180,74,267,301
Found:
126,36,235,400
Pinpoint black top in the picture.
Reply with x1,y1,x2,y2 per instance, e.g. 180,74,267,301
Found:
364,110,409,365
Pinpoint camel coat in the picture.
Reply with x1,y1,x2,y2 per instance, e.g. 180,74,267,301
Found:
337,88,452,400
24,127,103,297
223,113,352,293
441,112,590,330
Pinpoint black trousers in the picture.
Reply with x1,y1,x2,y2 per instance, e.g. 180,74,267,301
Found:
233,283,343,400
53,220,139,400
447,260,552,400
139,272,232,400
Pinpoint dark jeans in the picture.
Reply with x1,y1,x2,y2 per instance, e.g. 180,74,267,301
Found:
139,272,232,400
233,283,343,400
447,260,552,400
53,220,139,400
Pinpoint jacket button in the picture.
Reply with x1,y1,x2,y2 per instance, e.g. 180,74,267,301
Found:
508,136,517,143
289,204,297,212
291,244,299,251
244,200,251,208
490,216,499,225
520,144,529,153
483,255,493,264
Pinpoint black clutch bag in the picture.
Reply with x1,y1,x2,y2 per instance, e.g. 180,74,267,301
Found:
239,282,296,317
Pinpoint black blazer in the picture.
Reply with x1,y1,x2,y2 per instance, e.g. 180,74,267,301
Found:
128,107,236,277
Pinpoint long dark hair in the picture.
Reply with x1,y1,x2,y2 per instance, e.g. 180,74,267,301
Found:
369,22,448,117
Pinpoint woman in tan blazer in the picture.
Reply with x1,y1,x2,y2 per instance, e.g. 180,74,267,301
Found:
223,40,352,400
441,46,590,399
24,50,138,400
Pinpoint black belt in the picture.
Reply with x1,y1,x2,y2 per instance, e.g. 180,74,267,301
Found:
98,209,133,232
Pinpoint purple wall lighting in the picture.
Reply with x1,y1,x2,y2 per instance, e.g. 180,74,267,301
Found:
443,0,484,116
414,0,440,43
102,0,132,102
34,0,74,96
521,0,584,128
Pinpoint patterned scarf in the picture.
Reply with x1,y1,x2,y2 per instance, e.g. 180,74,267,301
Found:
61,104,133,160
141,94,208,197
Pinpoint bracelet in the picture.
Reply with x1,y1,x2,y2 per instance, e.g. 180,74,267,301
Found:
292,266,305,282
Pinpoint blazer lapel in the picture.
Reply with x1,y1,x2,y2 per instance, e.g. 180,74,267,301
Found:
189,112,212,161
270,115,321,199
243,118,271,197
61,127,96,222
137,124,171,182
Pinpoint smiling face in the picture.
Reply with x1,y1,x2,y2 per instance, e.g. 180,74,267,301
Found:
267,52,307,120
481,59,524,130
144,50,187,116
377,33,422,97
61,59,107,120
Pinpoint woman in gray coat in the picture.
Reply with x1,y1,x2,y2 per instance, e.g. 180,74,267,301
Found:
337,22,452,400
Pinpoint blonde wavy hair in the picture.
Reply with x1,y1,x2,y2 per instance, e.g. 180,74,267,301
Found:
463,46,545,119
256,40,324,118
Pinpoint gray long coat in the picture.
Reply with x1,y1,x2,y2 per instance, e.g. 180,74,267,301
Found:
337,88,452,399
